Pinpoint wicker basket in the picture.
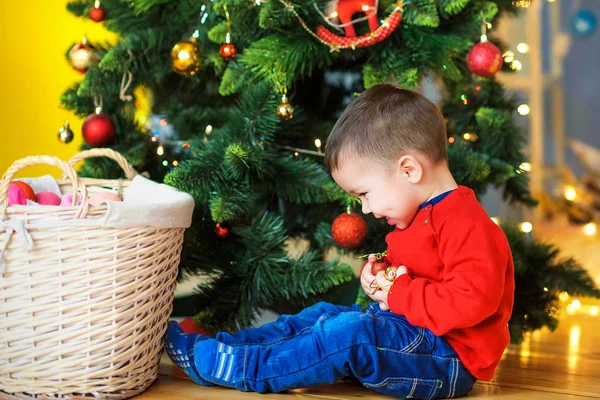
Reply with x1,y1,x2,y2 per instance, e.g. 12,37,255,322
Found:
0,149,193,399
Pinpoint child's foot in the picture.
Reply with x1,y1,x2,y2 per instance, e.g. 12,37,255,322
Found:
165,321,215,386
194,338,243,389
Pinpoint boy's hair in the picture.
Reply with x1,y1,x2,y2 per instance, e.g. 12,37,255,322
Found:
325,84,448,171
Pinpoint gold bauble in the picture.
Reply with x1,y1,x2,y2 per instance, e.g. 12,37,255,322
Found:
68,38,100,73
57,121,74,144
276,95,294,120
171,39,202,76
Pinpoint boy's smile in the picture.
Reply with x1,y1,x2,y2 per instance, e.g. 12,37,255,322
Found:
331,158,423,230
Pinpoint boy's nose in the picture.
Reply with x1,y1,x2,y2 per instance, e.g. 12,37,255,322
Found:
361,201,371,215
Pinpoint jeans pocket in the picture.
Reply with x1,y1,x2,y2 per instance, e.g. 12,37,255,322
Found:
364,377,443,400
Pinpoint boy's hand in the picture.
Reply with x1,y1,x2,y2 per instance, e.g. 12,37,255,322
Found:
360,255,408,311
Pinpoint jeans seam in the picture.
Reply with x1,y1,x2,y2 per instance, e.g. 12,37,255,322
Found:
402,327,424,353
231,325,313,347
448,357,457,398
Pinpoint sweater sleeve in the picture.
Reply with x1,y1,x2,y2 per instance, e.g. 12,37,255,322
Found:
387,214,510,336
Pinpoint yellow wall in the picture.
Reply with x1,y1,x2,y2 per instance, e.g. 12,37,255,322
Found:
0,1,117,178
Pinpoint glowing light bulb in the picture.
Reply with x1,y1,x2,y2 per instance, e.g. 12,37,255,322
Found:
503,51,515,63
517,43,529,53
315,139,322,148
564,187,577,201
584,223,596,236
520,222,533,233
518,104,530,115
511,60,523,71
157,146,164,156
572,300,581,309
491,217,499,225
519,162,531,172
559,291,570,302
591,306,599,317
205,125,213,134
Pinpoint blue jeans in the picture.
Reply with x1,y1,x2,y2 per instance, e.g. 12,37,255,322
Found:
205,301,476,399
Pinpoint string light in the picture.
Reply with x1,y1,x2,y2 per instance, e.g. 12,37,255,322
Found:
518,104,530,115
511,60,523,71
151,136,158,142
564,187,577,201
160,118,168,126
182,142,191,149
513,0,532,7
520,221,533,233
205,125,213,134
157,145,164,156
583,222,597,236
559,291,570,302
517,43,529,53
491,217,499,225
448,137,455,144
572,299,582,309
591,306,599,317
162,160,168,167
503,50,515,63
519,162,532,172
463,133,478,141
314,138,323,154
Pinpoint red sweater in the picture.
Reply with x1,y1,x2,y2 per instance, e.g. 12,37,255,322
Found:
385,186,514,381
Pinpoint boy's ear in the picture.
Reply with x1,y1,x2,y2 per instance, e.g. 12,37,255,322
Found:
397,155,423,183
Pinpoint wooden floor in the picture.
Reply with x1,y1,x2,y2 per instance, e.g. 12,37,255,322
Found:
136,302,600,399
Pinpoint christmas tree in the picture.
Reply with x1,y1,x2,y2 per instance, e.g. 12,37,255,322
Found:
62,0,599,342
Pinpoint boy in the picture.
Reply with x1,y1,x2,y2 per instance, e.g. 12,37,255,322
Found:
166,84,515,399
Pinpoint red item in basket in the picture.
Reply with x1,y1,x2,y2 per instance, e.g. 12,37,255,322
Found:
179,317,212,336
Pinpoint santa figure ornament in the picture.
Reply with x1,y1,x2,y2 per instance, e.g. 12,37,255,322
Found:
316,0,404,50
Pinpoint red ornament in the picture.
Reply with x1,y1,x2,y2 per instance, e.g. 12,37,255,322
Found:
331,211,367,248
316,2,403,49
82,112,116,147
466,41,503,78
179,317,212,336
220,43,237,61
215,223,230,238
336,0,380,38
371,258,390,275
89,3,106,22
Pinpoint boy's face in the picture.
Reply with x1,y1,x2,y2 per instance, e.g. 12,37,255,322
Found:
331,157,422,229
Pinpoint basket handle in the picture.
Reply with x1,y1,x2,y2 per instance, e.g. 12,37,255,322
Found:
0,156,89,220
63,148,138,180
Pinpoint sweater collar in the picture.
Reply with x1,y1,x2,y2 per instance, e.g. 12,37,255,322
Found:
419,187,458,210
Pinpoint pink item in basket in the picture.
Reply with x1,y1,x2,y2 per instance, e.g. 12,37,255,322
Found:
60,193,75,207
8,183,28,206
36,191,62,206
89,192,122,206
